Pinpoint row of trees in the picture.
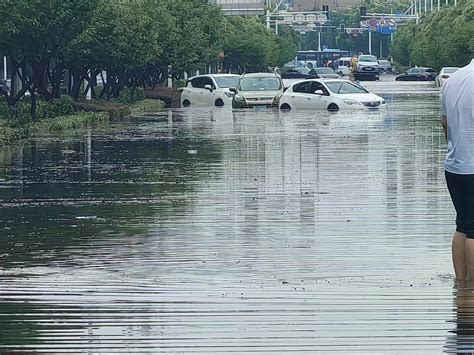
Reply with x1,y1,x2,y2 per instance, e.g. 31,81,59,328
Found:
391,0,473,68
0,0,297,121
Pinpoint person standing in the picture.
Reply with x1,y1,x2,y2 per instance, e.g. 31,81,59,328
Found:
441,59,474,281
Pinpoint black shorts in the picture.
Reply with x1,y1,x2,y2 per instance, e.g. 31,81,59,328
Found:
446,170,474,238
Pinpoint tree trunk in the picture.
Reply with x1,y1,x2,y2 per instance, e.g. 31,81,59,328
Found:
30,88,37,123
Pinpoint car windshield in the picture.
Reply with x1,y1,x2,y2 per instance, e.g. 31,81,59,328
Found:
315,68,335,74
239,77,281,91
445,68,459,74
214,76,240,88
379,60,389,65
359,55,377,62
325,81,369,94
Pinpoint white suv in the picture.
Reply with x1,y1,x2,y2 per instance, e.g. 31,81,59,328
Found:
180,74,240,107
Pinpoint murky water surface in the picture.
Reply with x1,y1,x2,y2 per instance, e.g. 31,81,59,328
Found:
0,79,468,353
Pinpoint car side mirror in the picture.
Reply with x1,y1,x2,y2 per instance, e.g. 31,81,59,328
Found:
314,89,324,95
204,84,213,92
229,87,236,93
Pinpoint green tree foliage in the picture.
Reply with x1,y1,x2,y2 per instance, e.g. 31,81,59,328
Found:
391,0,474,68
0,0,298,121
222,17,297,72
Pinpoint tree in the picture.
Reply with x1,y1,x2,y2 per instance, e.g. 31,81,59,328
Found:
391,0,474,68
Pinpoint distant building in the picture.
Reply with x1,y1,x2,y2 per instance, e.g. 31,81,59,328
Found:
210,0,265,15
292,0,360,11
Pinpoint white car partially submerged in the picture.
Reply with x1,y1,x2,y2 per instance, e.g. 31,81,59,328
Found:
279,79,386,111
180,74,240,107
435,67,460,88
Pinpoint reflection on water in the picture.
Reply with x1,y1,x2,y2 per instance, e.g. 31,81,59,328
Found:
446,283,474,354
0,82,462,352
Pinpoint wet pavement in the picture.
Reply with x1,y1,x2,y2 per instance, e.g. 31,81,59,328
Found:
0,79,468,353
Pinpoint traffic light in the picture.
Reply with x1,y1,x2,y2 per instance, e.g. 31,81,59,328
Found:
340,23,345,33
322,5,329,20
360,6,366,18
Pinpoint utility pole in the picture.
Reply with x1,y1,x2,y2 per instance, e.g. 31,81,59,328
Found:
368,31,372,54
3,56,6,87
318,29,322,51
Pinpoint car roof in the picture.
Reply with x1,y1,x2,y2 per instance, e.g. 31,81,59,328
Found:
210,74,240,77
188,73,240,80
242,72,280,77
291,78,350,86
338,57,352,61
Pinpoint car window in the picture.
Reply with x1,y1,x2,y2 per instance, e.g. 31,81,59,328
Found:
191,77,214,89
293,81,313,93
325,81,368,94
425,69,437,73
311,82,328,95
315,68,336,74
407,68,419,74
214,76,239,88
358,55,377,62
239,76,281,91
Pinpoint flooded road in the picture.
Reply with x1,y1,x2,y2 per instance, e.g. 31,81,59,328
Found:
0,79,466,353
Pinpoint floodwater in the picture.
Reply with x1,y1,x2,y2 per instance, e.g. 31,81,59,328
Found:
0,78,468,353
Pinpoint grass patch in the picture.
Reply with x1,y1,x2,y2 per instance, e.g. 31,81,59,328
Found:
0,121,29,145
32,112,109,133
74,100,131,119
130,99,165,114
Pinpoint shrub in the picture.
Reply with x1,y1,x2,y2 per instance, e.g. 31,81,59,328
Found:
32,112,108,132
116,87,145,104
48,96,75,118
74,100,131,119
0,121,29,145
130,99,165,113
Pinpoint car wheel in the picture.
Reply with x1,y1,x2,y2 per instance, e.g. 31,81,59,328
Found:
280,103,291,110
215,99,224,107
327,104,339,112
182,99,190,107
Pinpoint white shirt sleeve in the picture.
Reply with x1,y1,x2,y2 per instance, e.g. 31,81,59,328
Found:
441,90,447,116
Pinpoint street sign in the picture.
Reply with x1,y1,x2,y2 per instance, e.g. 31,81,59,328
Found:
360,16,397,33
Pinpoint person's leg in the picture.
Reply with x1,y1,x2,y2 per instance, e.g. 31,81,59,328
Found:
465,237,474,280
453,231,467,280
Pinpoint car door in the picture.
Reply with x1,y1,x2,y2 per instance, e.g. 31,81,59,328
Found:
289,81,314,108
199,76,217,105
183,77,205,105
187,77,214,105
408,68,420,80
309,81,330,109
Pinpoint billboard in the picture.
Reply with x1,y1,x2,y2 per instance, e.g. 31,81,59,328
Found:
360,17,397,34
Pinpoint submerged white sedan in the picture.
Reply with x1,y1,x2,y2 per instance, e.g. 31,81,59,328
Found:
279,79,386,111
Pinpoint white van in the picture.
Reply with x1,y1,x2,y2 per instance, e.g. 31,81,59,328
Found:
335,57,352,76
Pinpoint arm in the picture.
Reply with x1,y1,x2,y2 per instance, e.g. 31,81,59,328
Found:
441,115,447,142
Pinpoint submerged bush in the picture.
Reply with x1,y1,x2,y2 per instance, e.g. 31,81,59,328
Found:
75,100,131,119
130,99,165,113
33,112,108,132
